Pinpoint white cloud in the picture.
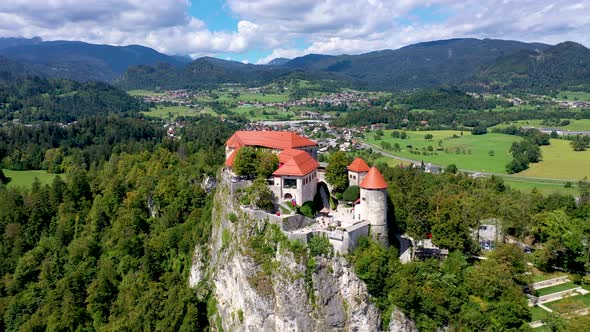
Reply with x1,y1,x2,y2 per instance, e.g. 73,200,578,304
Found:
249,0,590,63
0,0,589,63
0,0,259,56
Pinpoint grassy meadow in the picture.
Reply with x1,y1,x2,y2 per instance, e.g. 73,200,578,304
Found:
556,90,590,101
142,105,214,119
492,119,590,132
2,169,58,188
364,130,521,173
520,139,590,180
127,89,166,97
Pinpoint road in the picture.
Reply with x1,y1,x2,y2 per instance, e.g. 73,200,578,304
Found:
362,143,582,184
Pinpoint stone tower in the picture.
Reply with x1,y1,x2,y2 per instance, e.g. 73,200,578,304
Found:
358,167,388,244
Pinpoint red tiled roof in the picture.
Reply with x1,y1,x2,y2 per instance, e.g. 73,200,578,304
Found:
225,147,240,167
347,157,370,172
273,149,318,177
226,131,317,150
360,167,388,189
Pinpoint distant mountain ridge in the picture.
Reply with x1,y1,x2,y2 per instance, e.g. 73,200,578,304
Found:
280,38,551,90
471,41,590,92
266,58,290,66
2,37,590,93
0,37,189,82
120,38,560,91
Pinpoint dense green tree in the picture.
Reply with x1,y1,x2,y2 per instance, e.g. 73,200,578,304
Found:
444,164,458,174
571,135,589,151
325,151,351,193
0,168,7,184
232,147,259,177
342,185,360,202
257,151,279,179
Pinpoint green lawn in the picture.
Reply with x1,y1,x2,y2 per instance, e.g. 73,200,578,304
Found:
520,139,590,180
236,92,288,103
545,294,590,313
492,119,590,132
2,169,59,188
502,178,579,196
535,282,578,297
364,130,521,173
557,90,590,101
127,89,166,97
142,105,211,119
531,271,568,283
230,106,298,121
530,306,551,322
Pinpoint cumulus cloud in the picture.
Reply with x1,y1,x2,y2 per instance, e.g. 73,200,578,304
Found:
249,0,590,63
0,0,589,63
0,0,260,56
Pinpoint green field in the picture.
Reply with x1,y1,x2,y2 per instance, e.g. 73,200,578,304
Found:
535,282,578,297
530,306,551,322
127,89,166,97
2,169,58,188
230,105,299,121
492,119,590,132
364,130,521,173
502,178,579,196
545,294,590,313
142,105,212,119
531,271,569,283
557,90,590,101
520,139,590,180
235,92,288,103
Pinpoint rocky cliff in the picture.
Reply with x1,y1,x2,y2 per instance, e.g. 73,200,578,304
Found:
189,177,415,331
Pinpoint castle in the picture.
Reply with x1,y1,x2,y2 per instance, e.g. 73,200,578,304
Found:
225,130,389,249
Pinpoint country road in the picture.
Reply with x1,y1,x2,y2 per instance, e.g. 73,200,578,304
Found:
362,143,582,184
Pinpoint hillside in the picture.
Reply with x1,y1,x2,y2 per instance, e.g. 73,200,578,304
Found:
0,37,189,82
119,38,551,91
282,38,550,90
116,56,343,90
472,42,590,92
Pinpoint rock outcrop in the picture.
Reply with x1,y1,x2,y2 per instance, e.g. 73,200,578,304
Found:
193,177,382,331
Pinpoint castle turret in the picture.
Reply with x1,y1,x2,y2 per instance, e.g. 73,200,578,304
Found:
358,167,388,244
347,157,370,186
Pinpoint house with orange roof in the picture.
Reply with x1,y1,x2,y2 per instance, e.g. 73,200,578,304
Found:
225,131,319,205
271,149,319,205
347,157,370,186
225,130,318,162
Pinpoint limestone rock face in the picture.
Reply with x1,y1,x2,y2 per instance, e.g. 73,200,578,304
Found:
388,308,418,332
194,179,382,331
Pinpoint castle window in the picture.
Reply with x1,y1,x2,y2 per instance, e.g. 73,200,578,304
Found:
284,178,297,189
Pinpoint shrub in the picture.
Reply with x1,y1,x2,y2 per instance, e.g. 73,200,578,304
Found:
228,213,238,223
299,201,316,218
342,185,360,202
308,235,333,257
471,126,488,135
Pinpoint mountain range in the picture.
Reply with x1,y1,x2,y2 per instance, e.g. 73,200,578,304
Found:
1,37,590,92
0,37,189,82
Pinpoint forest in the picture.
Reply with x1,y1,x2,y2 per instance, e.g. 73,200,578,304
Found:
351,163,590,330
0,76,149,123
0,114,239,330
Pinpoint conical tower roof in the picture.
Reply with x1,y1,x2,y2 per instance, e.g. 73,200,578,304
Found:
359,167,388,189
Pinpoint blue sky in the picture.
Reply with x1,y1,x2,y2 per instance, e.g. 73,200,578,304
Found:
1,0,589,64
